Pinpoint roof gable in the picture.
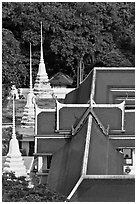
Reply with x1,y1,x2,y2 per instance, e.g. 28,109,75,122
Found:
49,72,73,86
47,113,124,198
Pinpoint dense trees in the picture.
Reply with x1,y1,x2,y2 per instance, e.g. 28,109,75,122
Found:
2,2,135,88
2,172,67,201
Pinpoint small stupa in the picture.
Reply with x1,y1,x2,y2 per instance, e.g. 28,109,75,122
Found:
3,93,27,177
34,21,53,98
21,43,35,127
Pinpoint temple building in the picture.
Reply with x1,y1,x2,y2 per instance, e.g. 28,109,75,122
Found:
2,21,135,202
49,72,73,101
34,67,135,202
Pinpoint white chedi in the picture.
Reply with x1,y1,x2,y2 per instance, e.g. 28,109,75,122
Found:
3,95,27,177
34,21,53,98
21,43,35,127
3,138,27,177
21,91,35,127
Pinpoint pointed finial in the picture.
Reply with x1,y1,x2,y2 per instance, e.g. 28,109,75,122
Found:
12,93,16,139
40,21,44,63
30,43,33,92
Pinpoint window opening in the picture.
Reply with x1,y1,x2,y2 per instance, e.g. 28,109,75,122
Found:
125,105,135,110
47,155,52,170
42,155,53,173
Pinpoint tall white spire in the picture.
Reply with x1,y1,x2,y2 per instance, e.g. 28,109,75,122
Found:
34,21,53,98
30,42,33,92
36,21,49,79
40,21,44,63
3,93,27,177
12,94,16,139
21,43,35,127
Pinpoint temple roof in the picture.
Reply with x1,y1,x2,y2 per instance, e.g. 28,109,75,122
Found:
47,110,127,198
45,67,135,201
49,72,73,87
64,67,135,104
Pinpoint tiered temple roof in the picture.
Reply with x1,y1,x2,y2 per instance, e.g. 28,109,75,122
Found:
34,67,135,202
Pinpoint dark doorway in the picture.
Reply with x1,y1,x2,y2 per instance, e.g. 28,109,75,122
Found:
29,141,34,156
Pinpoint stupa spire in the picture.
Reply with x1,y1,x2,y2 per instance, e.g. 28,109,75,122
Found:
30,42,33,92
40,21,44,63
12,94,16,139
36,21,48,78
21,43,35,127
3,92,27,177
34,21,53,98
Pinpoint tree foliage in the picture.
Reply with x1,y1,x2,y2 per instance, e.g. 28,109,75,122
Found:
2,2,135,87
2,172,67,202
2,28,27,87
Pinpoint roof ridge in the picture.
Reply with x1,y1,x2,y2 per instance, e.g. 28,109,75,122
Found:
71,106,91,136
72,106,109,137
